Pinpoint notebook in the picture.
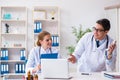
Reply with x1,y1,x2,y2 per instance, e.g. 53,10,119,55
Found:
41,59,72,79
40,53,58,59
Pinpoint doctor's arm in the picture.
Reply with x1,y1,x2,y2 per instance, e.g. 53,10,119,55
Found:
68,43,85,63
105,43,117,71
26,49,41,74
68,33,87,63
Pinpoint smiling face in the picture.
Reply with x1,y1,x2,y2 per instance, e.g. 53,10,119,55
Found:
39,34,52,50
93,23,109,40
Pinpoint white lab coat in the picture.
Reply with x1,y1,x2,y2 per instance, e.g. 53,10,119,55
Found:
26,46,59,74
73,32,117,72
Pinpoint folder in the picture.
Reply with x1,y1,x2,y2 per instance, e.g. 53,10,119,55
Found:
40,53,58,59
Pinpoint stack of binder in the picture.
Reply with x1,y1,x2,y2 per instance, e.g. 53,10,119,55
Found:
15,63,25,73
34,22,42,33
1,49,8,60
1,64,9,74
52,35,59,46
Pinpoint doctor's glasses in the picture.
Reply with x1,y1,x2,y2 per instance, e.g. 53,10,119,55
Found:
45,38,52,42
92,27,105,33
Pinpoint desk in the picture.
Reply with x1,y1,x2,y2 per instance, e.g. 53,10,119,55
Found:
38,72,120,80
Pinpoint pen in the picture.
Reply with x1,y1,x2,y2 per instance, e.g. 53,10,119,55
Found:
104,73,120,79
104,73,114,79
105,40,116,51
81,73,91,75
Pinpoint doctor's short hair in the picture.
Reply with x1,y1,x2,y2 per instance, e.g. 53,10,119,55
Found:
96,18,110,31
36,31,51,46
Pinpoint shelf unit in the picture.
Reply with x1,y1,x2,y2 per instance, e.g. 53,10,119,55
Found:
0,6,27,76
33,6,60,49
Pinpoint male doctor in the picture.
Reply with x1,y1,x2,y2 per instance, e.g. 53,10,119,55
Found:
68,18,116,72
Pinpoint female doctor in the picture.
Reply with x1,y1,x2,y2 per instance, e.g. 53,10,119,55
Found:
68,18,116,72
26,31,59,74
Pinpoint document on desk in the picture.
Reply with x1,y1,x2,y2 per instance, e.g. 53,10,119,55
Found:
69,73,104,80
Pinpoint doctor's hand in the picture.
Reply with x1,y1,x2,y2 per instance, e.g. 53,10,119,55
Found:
107,41,116,60
32,64,41,73
68,54,76,63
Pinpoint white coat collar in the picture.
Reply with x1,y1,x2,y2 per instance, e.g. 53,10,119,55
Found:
40,47,51,54
92,36,108,50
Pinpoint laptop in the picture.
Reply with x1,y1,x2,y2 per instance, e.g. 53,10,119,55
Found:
41,59,72,79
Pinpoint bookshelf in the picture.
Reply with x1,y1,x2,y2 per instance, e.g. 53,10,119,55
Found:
33,6,60,49
0,6,27,76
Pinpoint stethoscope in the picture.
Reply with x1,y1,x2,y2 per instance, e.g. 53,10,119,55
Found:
91,35,109,49
92,35,109,59
38,47,52,71
39,47,52,55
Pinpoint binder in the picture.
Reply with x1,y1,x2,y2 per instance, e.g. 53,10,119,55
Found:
3,50,5,60
5,50,8,60
1,50,3,60
22,64,25,73
19,64,22,73
34,22,37,33
1,64,3,74
56,36,59,46
6,64,9,73
37,22,42,32
20,50,25,60
3,64,5,74
54,36,57,46
52,36,54,46
15,64,19,73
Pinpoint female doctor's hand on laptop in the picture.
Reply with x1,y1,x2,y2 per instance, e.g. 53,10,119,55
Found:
32,64,41,73
68,54,77,63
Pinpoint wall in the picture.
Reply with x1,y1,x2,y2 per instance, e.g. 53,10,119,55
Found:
0,0,120,57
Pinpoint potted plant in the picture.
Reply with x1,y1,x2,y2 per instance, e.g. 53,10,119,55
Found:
66,24,92,55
